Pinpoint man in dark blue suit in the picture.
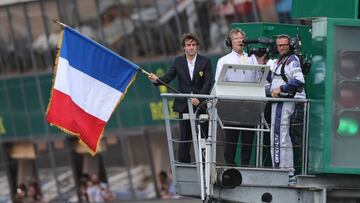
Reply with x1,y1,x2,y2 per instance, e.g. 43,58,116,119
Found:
149,33,213,163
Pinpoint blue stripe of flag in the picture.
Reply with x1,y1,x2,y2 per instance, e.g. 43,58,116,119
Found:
59,27,139,93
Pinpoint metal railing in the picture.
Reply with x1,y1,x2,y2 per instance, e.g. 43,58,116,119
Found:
161,93,310,200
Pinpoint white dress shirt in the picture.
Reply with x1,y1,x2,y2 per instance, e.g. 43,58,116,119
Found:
215,50,260,82
187,54,197,80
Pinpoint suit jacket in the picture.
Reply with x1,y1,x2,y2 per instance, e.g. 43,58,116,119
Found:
157,54,213,113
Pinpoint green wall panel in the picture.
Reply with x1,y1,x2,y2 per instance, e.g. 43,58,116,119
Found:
29,111,46,135
23,77,41,110
292,0,358,19
7,78,30,137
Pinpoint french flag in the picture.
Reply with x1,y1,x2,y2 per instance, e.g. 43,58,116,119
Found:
46,27,139,155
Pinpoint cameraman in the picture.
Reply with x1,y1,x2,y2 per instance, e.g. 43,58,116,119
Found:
269,34,305,178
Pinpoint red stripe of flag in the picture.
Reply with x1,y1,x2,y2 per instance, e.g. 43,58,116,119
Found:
46,89,106,152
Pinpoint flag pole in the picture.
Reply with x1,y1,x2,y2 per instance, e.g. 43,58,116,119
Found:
138,67,180,93
51,18,68,27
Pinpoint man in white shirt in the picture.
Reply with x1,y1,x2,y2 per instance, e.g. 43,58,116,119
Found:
215,33,260,83
216,28,261,166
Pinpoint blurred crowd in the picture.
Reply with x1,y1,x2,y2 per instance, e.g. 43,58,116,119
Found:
0,0,296,75
14,180,42,203
79,173,113,203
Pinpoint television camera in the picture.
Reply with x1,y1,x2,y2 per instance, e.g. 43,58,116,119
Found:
243,35,312,76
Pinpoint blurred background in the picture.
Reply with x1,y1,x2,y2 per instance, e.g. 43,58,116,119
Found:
0,0,306,202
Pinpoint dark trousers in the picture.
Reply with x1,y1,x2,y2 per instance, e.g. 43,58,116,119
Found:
178,114,208,163
224,128,255,166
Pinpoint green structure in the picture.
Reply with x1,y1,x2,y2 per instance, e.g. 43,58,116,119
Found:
291,0,360,175
292,0,360,174
307,18,360,174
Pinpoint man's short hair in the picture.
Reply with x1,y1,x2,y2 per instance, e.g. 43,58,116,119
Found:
276,34,290,43
181,33,199,47
228,28,246,40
